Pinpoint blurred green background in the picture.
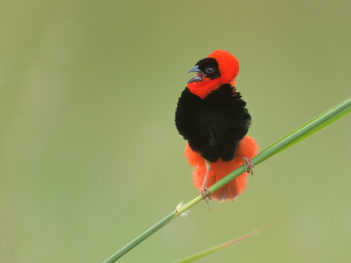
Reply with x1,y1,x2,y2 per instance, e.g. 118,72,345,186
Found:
1,0,351,262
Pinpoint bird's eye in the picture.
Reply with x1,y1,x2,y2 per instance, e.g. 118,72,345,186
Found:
205,67,215,74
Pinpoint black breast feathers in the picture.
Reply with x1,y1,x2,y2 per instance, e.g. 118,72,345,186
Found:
175,84,251,162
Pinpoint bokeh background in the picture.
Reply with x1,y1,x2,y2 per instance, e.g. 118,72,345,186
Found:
1,0,351,262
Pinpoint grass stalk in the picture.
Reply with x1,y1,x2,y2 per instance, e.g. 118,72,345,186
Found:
103,97,351,263
175,227,262,263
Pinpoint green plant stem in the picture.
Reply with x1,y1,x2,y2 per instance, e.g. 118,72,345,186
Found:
103,98,351,263
176,227,262,263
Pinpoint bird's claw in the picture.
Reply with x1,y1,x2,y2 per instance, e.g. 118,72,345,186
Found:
241,157,254,175
201,187,212,211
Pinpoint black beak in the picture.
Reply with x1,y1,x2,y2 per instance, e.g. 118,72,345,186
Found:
187,65,201,73
187,65,204,84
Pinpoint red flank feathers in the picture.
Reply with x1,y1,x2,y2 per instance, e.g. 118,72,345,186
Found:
185,135,258,201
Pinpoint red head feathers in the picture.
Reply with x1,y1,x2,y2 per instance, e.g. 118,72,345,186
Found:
187,50,240,99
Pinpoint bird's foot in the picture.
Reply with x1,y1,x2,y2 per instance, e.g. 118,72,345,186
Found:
201,187,212,211
241,156,254,175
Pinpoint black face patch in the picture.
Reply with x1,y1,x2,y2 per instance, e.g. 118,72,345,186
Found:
196,58,220,79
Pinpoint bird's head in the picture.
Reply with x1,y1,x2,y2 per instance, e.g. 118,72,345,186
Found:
187,49,239,99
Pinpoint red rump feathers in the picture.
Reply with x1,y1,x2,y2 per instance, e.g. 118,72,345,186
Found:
185,135,258,201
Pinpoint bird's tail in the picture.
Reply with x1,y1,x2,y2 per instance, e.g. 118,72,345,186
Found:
185,135,258,202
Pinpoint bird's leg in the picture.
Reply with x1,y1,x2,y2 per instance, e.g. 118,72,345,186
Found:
201,159,212,210
240,156,254,175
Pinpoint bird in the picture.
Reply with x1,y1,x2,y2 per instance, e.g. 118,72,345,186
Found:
175,50,258,207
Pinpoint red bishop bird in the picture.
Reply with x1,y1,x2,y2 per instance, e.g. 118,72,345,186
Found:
175,50,258,207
